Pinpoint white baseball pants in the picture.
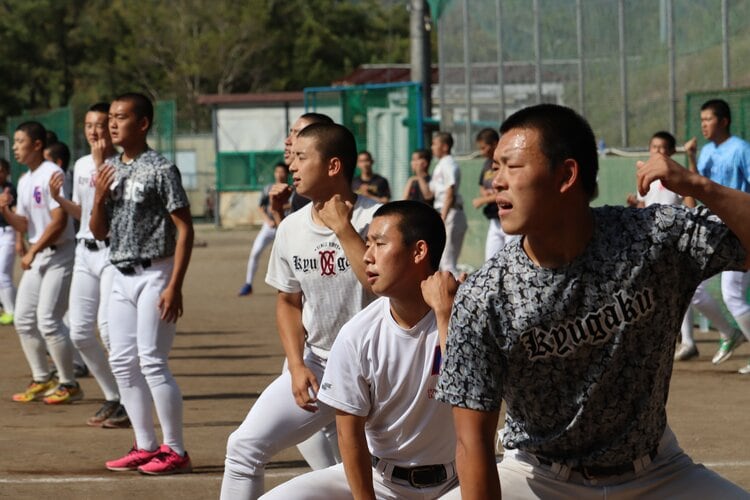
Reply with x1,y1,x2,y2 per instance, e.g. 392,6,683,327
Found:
439,208,467,277
261,462,459,500
14,241,74,384
69,240,119,401
484,218,507,261
0,226,16,313
221,349,337,500
245,223,276,285
108,257,185,456
441,427,748,499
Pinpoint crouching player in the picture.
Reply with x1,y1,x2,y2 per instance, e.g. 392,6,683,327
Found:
261,200,460,499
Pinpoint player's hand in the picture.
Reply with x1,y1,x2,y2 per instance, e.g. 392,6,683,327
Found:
625,193,638,207
91,138,108,168
158,285,184,323
472,196,484,209
316,194,353,235
20,249,35,270
421,271,459,318
269,183,292,214
0,187,13,209
684,137,697,156
49,172,64,201
94,163,116,202
637,155,700,199
289,364,320,413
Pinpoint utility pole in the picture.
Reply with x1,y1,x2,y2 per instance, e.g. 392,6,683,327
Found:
411,0,433,144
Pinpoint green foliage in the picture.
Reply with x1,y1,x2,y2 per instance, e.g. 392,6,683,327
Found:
0,0,410,135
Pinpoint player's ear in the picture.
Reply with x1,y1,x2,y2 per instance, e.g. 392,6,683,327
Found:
558,158,579,194
413,240,429,265
328,157,343,178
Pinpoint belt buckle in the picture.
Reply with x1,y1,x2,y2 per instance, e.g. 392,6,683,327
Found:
408,465,444,488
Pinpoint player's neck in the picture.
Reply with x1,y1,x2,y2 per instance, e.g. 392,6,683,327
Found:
389,295,431,330
523,205,594,269
121,142,149,163
310,189,357,226
360,171,373,181
712,130,731,146
25,155,44,171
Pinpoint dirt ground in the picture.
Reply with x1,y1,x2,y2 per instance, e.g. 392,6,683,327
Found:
0,223,748,499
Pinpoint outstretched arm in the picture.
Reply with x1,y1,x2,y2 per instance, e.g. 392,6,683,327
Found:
638,154,750,268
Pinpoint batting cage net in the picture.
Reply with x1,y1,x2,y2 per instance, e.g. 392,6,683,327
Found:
216,150,284,191
6,106,74,181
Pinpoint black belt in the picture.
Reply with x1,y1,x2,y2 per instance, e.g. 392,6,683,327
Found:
80,238,110,251
371,456,448,488
537,447,659,479
117,259,152,276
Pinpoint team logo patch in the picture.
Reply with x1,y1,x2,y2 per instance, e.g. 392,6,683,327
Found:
319,250,336,276
33,186,43,205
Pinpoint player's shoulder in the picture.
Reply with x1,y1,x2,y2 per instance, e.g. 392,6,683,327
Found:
334,297,388,346
276,202,310,233
140,149,173,169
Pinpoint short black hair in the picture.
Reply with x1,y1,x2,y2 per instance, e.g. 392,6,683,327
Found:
500,103,598,200
89,102,110,114
412,148,432,164
476,128,499,145
299,112,334,125
297,123,358,183
45,141,71,172
274,161,289,172
434,132,454,151
16,121,47,149
701,99,731,127
373,201,446,271
650,131,676,153
113,92,154,131
358,150,373,161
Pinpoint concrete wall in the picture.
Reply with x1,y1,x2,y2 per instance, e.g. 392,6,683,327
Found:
176,134,215,219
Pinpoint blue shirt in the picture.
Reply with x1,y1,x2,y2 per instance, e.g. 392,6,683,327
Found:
697,135,750,192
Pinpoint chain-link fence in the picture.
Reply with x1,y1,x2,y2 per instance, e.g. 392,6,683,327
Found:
433,0,750,153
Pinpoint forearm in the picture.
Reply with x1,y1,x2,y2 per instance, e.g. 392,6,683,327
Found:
442,187,455,220
338,413,375,500
417,177,434,200
334,224,371,293
53,195,82,220
167,221,194,292
1,206,27,234
29,217,66,253
89,202,109,240
453,407,501,500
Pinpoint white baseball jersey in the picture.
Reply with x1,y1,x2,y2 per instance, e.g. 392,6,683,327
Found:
429,155,463,211
265,196,380,358
317,297,456,467
16,160,75,244
72,154,99,240
637,180,682,207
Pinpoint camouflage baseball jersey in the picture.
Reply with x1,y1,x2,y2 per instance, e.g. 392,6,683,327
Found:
104,149,190,269
437,204,746,468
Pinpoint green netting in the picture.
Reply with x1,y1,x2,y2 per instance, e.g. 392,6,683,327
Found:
216,151,284,191
304,83,424,201
6,106,73,181
685,88,750,147
151,100,176,162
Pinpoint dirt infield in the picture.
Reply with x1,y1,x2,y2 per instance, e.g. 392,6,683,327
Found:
0,223,748,499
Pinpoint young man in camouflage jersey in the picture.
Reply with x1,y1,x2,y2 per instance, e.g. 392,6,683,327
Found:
90,92,194,476
438,104,749,499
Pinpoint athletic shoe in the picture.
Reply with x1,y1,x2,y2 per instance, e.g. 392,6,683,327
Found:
106,446,161,471
101,405,131,429
739,363,750,375
74,363,90,378
238,283,253,296
0,312,13,325
12,378,57,402
712,330,745,365
87,400,122,427
42,382,83,404
137,444,192,475
673,344,699,361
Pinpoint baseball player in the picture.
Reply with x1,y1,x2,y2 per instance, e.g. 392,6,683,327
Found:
220,123,380,499
49,102,129,427
90,92,194,475
0,159,17,325
437,104,748,499
238,162,290,296
261,200,459,499
689,99,750,373
473,128,509,260
1,121,80,404
427,132,467,276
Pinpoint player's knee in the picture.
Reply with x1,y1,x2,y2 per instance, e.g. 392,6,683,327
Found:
109,354,140,384
226,428,268,471
140,356,172,385
70,333,97,351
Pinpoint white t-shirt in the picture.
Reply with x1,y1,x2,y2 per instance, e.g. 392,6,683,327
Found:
318,297,456,467
265,195,380,357
72,154,99,240
429,155,463,211
16,161,75,244
636,180,682,207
